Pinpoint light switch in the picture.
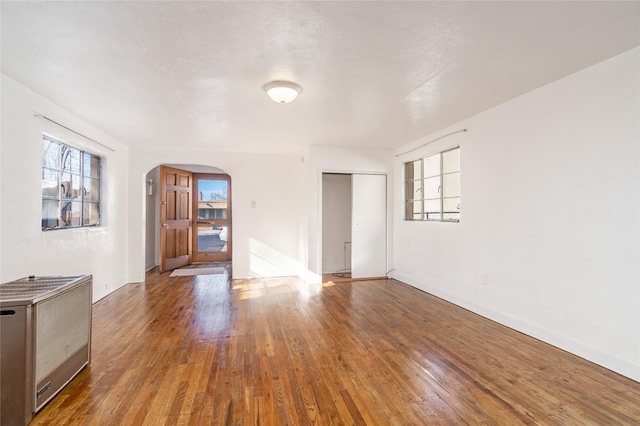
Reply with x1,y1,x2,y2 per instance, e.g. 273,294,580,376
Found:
251,201,256,208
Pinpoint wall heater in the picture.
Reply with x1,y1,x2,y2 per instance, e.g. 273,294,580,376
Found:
0,275,92,425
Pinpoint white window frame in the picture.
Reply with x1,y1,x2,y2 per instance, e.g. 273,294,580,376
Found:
42,135,102,230
404,146,460,222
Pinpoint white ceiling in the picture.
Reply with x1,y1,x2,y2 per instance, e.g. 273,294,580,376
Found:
2,1,639,154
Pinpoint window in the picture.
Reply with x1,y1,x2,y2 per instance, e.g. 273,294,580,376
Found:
42,135,101,230
405,147,460,222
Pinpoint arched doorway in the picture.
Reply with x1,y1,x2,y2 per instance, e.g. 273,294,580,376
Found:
144,164,231,273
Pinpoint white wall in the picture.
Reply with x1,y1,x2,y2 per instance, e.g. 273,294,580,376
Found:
322,174,352,274
0,78,3,276
0,74,130,302
392,48,640,381
0,73,307,294
128,148,306,281
144,167,160,271
307,146,393,283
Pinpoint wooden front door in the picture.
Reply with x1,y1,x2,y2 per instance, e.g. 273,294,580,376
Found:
192,174,231,263
159,166,193,272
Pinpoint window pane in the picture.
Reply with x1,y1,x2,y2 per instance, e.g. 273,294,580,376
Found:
83,153,100,178
61,174,81,199
405,160,422,181
61,201,82,227
405,179,421,201
42,168,59,199
84,177,100,201
442,148,460,173
423,153,441,178
424,199,441,221
197,206,228,220
405,201,422,220
423,176,440,199
42,200,59,229
443,197,460,222
83,202,100,226
61,145,81,175
197,226,228,253
197,179,228,219
198,179,227,201
42,139,60,170
443,172,460,197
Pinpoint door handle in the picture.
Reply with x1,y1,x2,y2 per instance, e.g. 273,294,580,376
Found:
162,223,169,229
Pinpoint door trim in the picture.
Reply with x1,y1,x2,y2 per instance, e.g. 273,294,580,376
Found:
319,170,389,281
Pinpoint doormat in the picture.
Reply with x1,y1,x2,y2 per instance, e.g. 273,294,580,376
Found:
169,267,225,277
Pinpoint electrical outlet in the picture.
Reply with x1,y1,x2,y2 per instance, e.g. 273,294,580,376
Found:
481,274,489,286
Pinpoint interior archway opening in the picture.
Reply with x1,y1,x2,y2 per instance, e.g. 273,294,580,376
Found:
144,164,232,275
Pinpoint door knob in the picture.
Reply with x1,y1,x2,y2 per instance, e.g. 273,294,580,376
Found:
162,223,169,228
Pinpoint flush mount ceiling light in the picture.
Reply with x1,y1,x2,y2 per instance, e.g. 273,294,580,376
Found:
263,81,302,104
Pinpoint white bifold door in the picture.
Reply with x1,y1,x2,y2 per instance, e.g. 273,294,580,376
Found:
351,174,387,278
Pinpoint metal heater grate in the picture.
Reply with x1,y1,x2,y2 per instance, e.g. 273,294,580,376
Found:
0,275,92,425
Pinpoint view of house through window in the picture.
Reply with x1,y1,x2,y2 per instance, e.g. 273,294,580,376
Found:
42,135,101,230
405,147,460,222
195,176,229,255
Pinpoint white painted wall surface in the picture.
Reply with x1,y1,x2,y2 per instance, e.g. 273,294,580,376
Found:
0,74,130,302
322,174,352,274
0,77,3,276
144,167,159,271
128,148,305,281
392,48,640,381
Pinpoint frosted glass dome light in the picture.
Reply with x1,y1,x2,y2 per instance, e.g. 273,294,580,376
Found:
263,81,302,104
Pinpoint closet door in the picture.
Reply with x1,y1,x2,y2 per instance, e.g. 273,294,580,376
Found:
351,174,387,278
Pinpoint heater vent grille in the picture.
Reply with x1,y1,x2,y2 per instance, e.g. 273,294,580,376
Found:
35,283,91,383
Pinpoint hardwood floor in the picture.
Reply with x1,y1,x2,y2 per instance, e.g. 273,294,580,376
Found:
31,270,640,425
321,273,387,284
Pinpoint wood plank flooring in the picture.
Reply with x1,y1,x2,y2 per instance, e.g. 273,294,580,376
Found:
30,270,640,425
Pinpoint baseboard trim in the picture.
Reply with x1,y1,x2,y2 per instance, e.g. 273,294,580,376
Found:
392,272,640,383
